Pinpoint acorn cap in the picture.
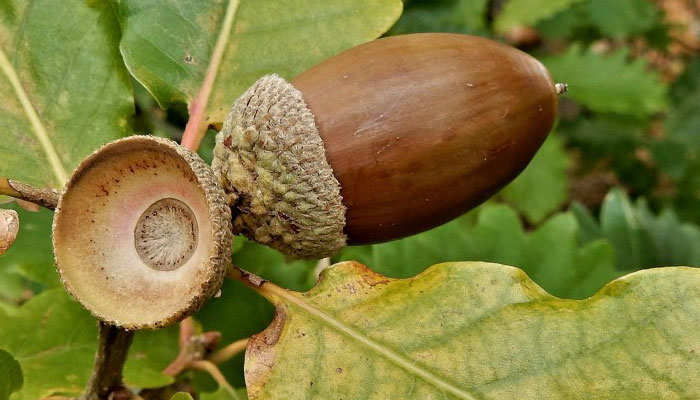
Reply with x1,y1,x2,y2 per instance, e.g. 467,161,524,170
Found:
53,136,232,329
212,75,346,259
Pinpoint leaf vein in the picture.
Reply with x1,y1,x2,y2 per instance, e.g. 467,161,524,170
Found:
0,45,68,186
269,285,477,400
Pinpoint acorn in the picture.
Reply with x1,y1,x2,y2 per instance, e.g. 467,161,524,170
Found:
52,136,232,329
213,33,559,259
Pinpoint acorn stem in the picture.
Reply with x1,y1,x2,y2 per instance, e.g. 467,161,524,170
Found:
81,322,135,400
209,337,249,364
181,0,240,151
226,265,274,301
163,325,222,377
190,360,242,399
0,178,59,210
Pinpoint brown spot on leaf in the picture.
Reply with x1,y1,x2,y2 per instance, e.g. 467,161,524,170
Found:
245,307,288,394
361,268,392,287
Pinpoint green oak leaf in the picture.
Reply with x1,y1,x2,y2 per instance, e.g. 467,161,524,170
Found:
563,114,659,197
670,156,700,224
573,189,700,270
495,0,585,32
543,45,667,117
536,1,590,40
0,300,17,317
587,0,660,39
0,0,133,189
200,387,247,400
666,59,700,147
170,393,194,400
0,289,95,399
0,278,22,312
0,349,22,400
388,0,489,36
660,59,700,223
598,190,656,270
123,325,180,389
116,0,402,126
337,204,622,299
0,248,26,307
0,288,179,399
499,134,570,223
246,261,700,399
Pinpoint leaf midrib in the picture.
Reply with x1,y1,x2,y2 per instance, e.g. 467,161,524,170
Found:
0,47,68,187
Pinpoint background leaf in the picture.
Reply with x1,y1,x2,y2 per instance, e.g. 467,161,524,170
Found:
657,59,700,223
495,0,586,32
199,387,247,400
543,46,667,117
116,0,402,125
587,0,660,39
0,289,96,399
499,134,570,223
170,393,194,400
389,0,489,35
337,204,621,299
0,289,179,399
0,204,58,289
246,261,700,399
123,326,180,389
0,0,133,188
573,189,700,270
0,349,22,400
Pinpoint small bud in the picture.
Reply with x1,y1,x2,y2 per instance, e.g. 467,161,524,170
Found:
0,208,19,255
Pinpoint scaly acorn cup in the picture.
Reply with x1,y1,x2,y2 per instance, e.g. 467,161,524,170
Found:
52,136,233,329
212,33,559,259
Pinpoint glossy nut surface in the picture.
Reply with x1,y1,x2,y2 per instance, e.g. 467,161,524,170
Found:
293,33,558,244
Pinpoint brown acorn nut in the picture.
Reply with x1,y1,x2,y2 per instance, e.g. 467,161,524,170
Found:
213,33,558,259
52,136,232,329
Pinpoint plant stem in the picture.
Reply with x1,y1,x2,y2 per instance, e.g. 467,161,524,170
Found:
178,317,196,348
181,0,240,151
0,178,59,210
209,338,249,364
81,322,135,400
226,266,275,302
163,318,222,377
190,360,242,400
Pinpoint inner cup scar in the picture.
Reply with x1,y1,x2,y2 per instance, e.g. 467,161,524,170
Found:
134,198,199,271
